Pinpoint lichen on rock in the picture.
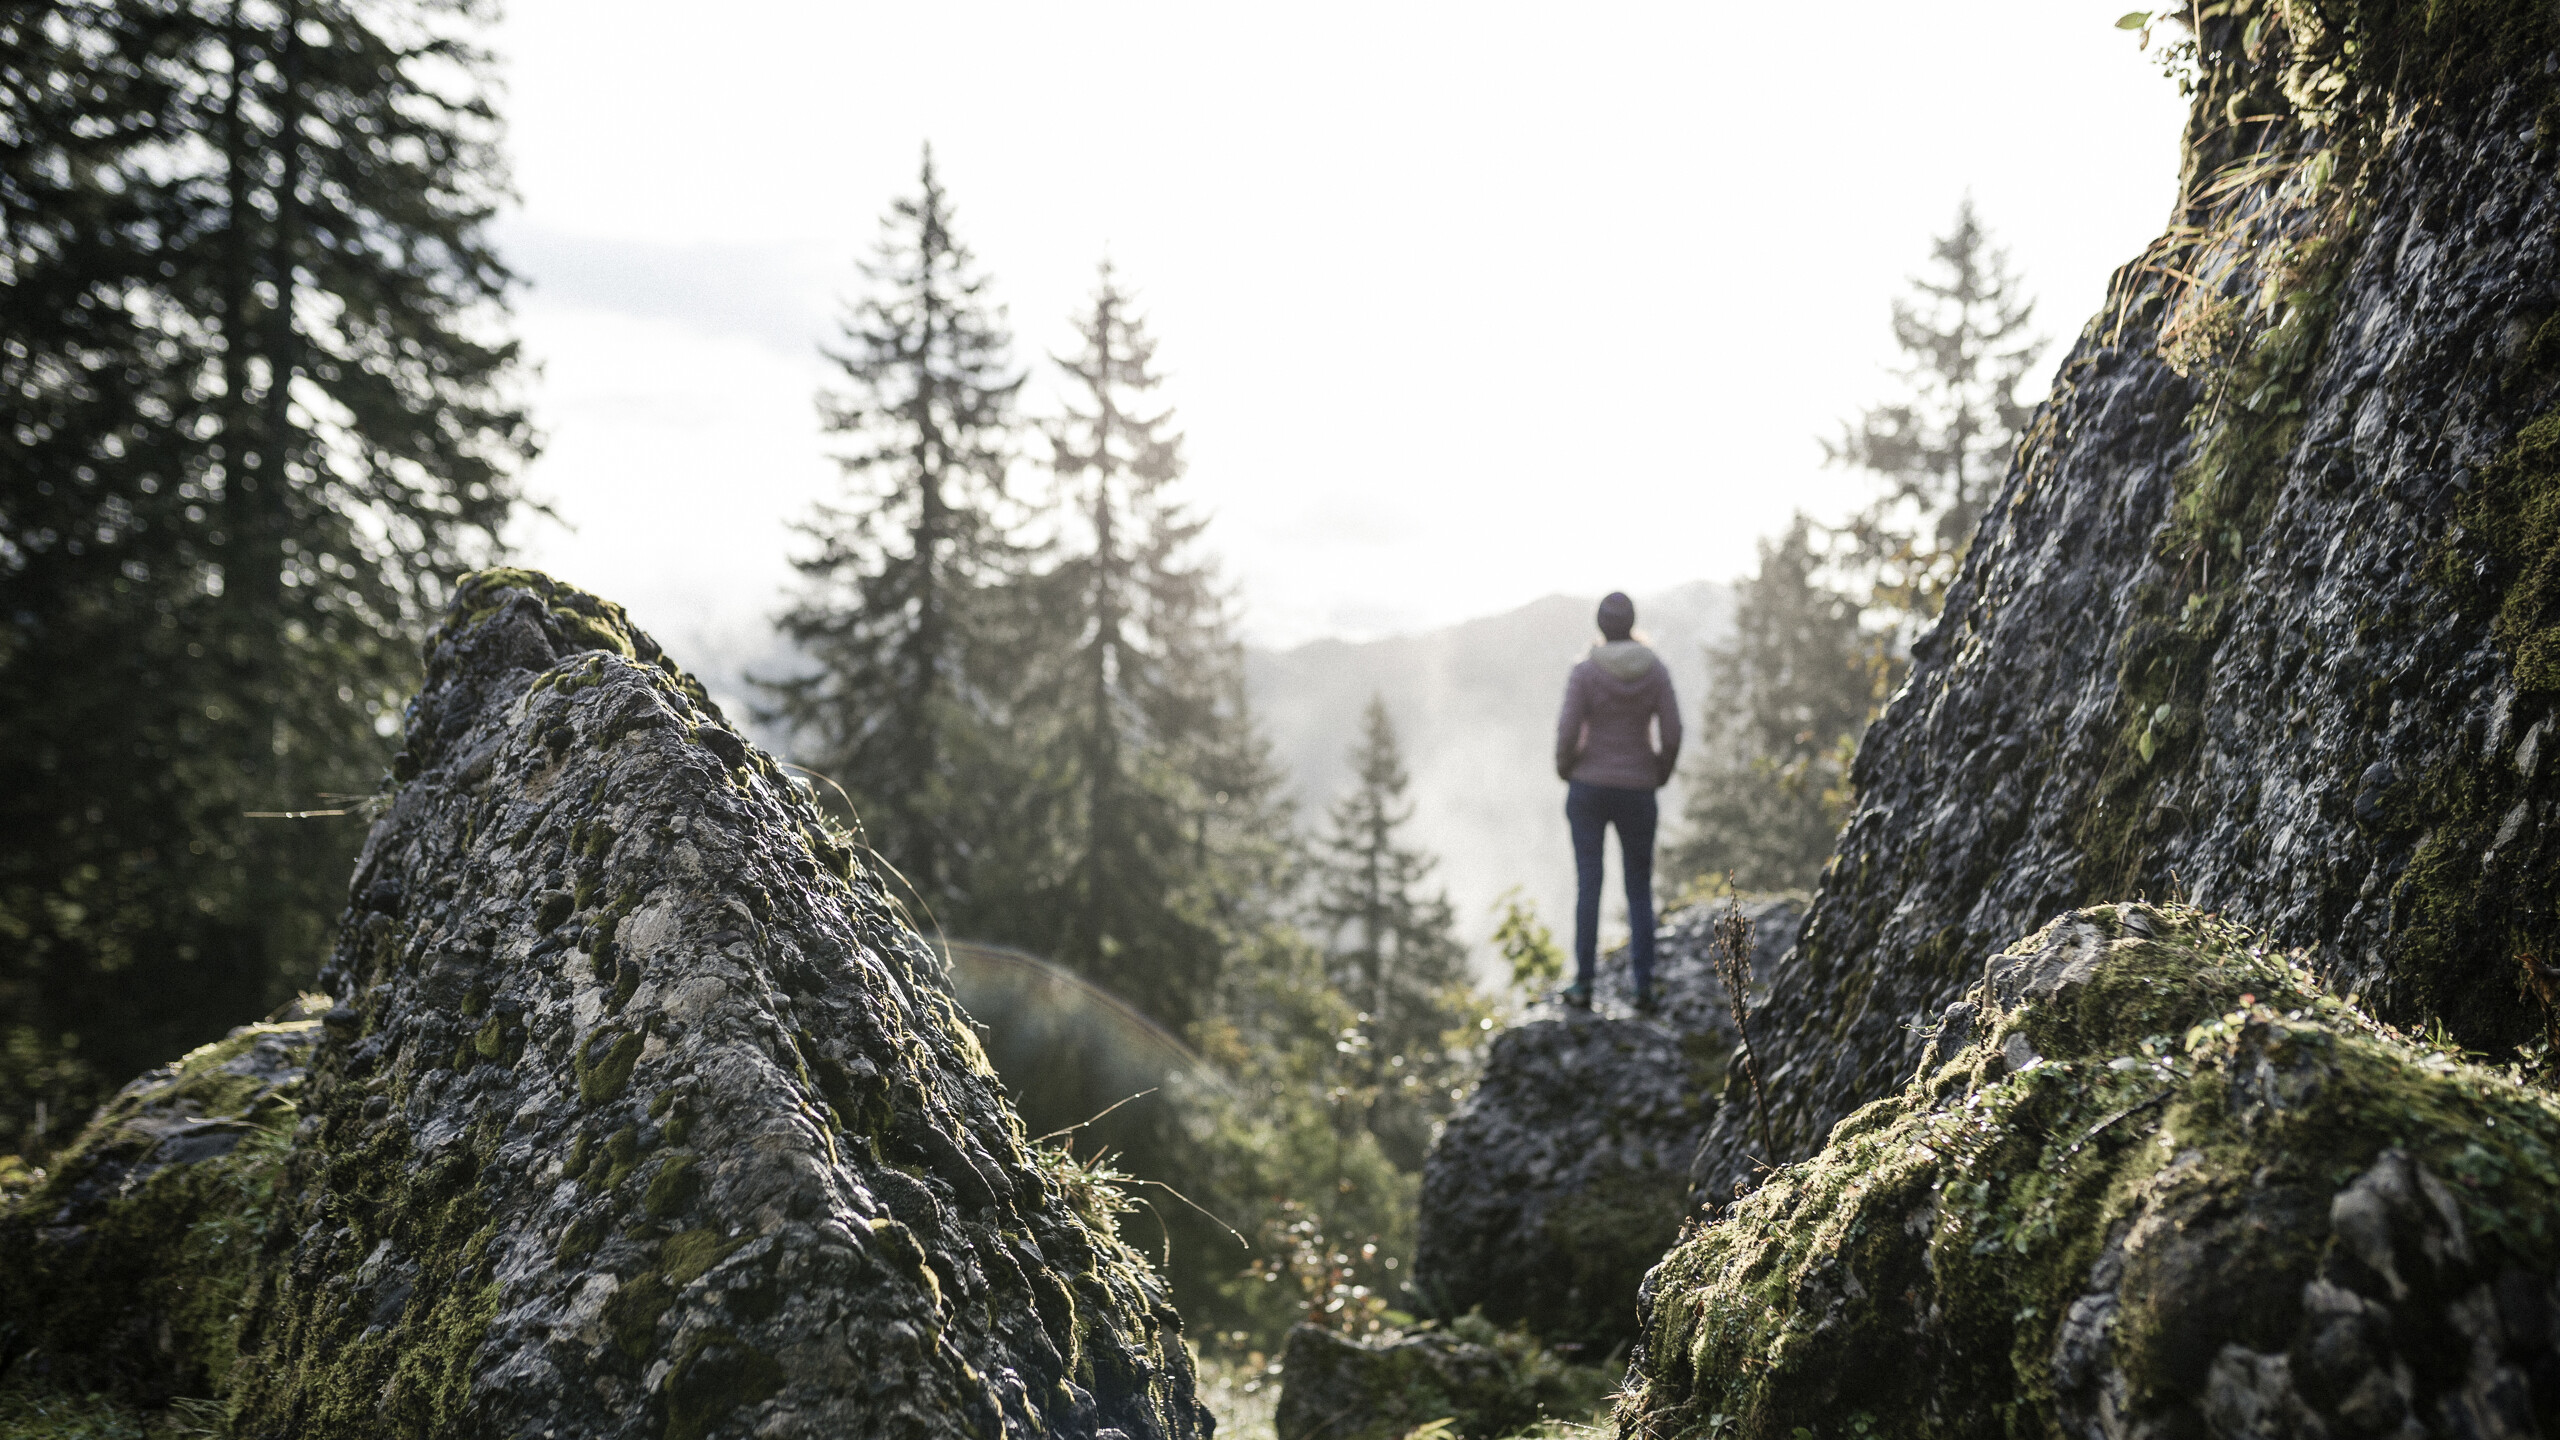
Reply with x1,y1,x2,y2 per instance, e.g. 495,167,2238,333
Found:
5,568,1210,1439
1618,902,2560,1440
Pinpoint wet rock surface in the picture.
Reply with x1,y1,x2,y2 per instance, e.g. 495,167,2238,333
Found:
1411,899,1797,1353
0,570,1208,1438
1618,903,2560,1440
1684,43,2560,1210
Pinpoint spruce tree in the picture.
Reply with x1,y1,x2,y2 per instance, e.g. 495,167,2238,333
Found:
1670,518,1879,893
1671,206,2040,899
766,147,1025,911
945,271,1311,1318
1829,199,2041,623
980,264,1234,1029
0,0,531,1149
1310,697,1479,1169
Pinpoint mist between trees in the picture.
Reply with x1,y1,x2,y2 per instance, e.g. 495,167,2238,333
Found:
0,0,2042,1360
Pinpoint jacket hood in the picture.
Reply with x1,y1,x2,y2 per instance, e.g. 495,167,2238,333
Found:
1590,639,1657,682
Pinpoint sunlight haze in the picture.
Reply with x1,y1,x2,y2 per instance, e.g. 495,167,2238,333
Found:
495,1,2189,667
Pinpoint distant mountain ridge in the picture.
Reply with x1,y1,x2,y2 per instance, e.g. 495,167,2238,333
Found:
1246,580,1730,974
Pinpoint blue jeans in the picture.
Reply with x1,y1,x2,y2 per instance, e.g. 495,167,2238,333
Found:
1567,782,1657,996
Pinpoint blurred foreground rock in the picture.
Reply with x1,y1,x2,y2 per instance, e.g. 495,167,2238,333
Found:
1410,899,1798,1354
1619,904,2560,1439
0,568,1206,1440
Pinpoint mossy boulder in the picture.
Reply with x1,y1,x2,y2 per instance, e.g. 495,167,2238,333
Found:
1413,900,1798,1355
0,1005,322,1404
1618,903,2560,1439
0,569,1209,1439
1275,1314,1615,1440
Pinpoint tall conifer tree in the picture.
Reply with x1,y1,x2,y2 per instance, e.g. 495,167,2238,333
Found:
0,0,532,1148
979,264,1246,1030
1310,698,1478,1168
945,269,1326,1324
1671,206,2041,899
1829,199,2041,623
1670,517,1879,892
767,148,1025,910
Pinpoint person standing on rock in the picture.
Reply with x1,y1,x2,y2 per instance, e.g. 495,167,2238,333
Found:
1554,591,1681,1014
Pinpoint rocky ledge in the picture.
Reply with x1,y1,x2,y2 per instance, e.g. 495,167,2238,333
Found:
1618,902,2560,1440
1410,899,1799,1354
1273,1314,1615,1440
0,568,1207,1440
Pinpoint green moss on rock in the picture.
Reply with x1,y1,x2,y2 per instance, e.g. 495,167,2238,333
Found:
603,1273,676,1361
0,1010,321,1408
665,1330,786,1440
2458,410,2560,694
577,1029,643,1106
2391,293,2560,1047
435,566,639,661
2074,213,2350,903
225,1088,501,1440
1619,903,2560,1440
659,1228,741,1286
641,1151,699,1216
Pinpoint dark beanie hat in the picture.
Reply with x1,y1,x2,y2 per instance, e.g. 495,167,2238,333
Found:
1597,592,1635,640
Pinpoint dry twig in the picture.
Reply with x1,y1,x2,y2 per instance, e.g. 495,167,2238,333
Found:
1711,881,1772,1158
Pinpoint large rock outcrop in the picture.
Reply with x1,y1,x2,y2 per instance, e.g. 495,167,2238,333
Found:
1621,9,2560,1435
0,569,1208,1440
1682,4,2560,1210
1411,899,1798,1353
1617,903,2560,1440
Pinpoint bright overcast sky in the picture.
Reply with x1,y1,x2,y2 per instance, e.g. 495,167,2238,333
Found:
493,1,2189,666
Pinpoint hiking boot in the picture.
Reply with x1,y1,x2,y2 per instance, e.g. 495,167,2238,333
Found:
1559,984,1593,1011
1633,989,1662,1017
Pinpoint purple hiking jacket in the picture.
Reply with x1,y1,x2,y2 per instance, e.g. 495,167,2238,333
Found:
1555,640,1682,790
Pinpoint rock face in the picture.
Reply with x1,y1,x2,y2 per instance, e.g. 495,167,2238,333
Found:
1617,903,2560,1440
1411,899,1797,1353
1615,15,2560,1433
2,570,1207,1439
1682,9,2560,1210
1274,1316,1614,1440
